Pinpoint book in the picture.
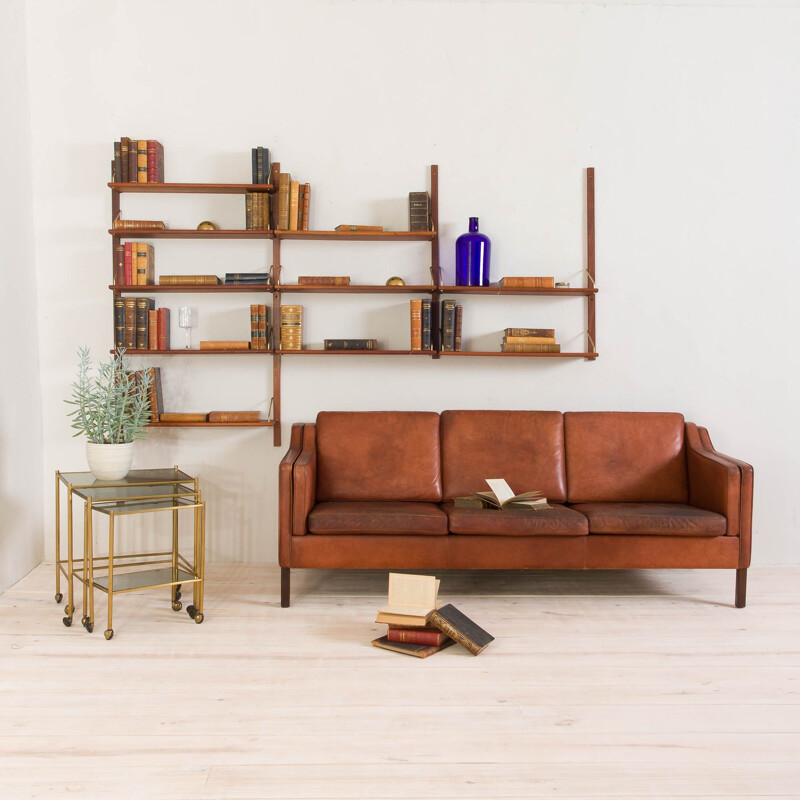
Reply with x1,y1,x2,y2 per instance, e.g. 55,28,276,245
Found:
428,604,494,656
503,335,557,345
126,138,137,185
159,275,221,285
371,636,454,659
252,146,271,184
136,140,148,183
123,242,134,284
302,183,310,230
148,309,158,350
113,219,166,230
120,137,130,182
466,478,549,510
334,225,384,232
289,181,299,230
504,328,555,338
114,298,125,348
408,191,431,231
454,304,463,351
421,299,432,351
277,173,290,229
145,367,163,419
297,276,351,286
207,411,261,422
123,298,136,348
224,272,269,285
135,243,154,285
324,339,378,350
135,297,154,349
114,242,125,285
199,340,250,350
250,304,259,350
159,413,207,423
258,304,269,349
502,343,561,353
499,277,555,288
441,299,455,352
375,573,440,627
387,626,450,646
297,184,305,230
410,299,422,351
157,307,170,350
280,304,303,351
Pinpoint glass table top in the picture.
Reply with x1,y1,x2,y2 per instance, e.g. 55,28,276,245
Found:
59,468,194,488
85,495,202,514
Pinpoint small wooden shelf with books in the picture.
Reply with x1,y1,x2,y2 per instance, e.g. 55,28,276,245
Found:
109,228,273,240
109,182,273,194
110,349,272,356
276,284,433,294
279,349,434,356
440,351,599,360
109,284,270,294
275,230,436,242
147,421,275,428
440,286,597,296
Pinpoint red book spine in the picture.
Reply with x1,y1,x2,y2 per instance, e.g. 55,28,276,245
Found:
386,628,447,646
147,140,157,183
157,307,170,350
124,242,134,285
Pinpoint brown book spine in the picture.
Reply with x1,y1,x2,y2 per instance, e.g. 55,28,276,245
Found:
279,304,303,350
289,180,300,230
113,219,166,230
124,298,136,348
454,304,463,351
120,137,130,182
258,304,268,349
157,307,170,350
333,225,384,232
127,138,137,184
410,299,422,351
250,304,259,349
157,141,164,182
159,413,208,423
137,140,148,183
147,310,158,350
297,185,305,230
147,140,158,183
114,242,125,285
427,610,482,656
145,366,163,419
135,298,151,349
207,411,261,423
114,298,125,348
199,340,251,350
113,141,122,184
503,335,557,345
158,275,221,285
408,191,431,231
502,343,561,353
297,276,351,286
135,243,148,285
278,173,290,229
302,183,310,230
499,277,555,288
387,628,449,646
504,328,555,338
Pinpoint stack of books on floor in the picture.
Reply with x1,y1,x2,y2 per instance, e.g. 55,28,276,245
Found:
250,304,270,349
224,272,269,286
114,242,155,285
112,138,164,183
114,298,170,350
276,172,311,230
280,305,303,350
372,574,494,658
501,327,560,353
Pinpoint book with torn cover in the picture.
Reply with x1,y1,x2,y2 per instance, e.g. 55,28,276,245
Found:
374,573,440,627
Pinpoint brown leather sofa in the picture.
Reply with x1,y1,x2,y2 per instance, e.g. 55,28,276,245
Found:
278,411,753,608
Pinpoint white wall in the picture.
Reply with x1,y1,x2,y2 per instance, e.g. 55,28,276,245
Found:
25,0,800,565
0,0,44,593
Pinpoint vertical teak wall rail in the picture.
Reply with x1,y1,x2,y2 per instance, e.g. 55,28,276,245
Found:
430,165,441,356
586,167,596,359
270,162,282,447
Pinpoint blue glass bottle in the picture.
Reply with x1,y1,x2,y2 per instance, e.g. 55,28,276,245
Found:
455,217,491,286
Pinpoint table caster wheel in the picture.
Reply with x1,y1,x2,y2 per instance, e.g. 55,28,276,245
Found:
187,604,196,618
81,615,88,626
174,591,182,601
62,616,72,627
171,600,182,612
104,629,114,640
64,604,73,616
84,621,94,633
55,593,63,603
194,613,204,624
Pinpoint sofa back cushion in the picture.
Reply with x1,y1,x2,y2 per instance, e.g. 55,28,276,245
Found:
564,412,688,503
316,411,442,502
441,410,567,503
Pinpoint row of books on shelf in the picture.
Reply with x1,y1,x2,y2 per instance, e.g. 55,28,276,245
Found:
410,299,463,352
112,138,164,183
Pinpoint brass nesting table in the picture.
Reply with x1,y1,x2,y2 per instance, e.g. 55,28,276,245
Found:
55,468,206,639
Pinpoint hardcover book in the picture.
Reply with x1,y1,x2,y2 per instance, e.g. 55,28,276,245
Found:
199,340,250,350
334,225,384,232
502,343,561,353
297,276,350,286
159,275,221,285
375,573,440,627
409,299,422,351
387,626,450,646
499,277,555,288
428,604,494,656
207,411,261,422
420,299,432,351
464,478,549,510
503,335,556,345
441,299,455,351
504,328,555,338
159,413,207,423
323,339,377,350
454,304,463,351
371,636,454,659
156,307,170,350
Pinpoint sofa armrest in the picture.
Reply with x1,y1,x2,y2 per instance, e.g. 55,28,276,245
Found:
278,424,306,566
685,423,741,536
698,426,754,568
292,423,317,536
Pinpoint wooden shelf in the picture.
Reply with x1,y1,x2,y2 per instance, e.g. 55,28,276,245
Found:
115,349,271,356
109,284,269,293
275,230,436,242
440,351,599,359
278,349,433,356
109,228,272,239
109,182,273,194
147,421,275,428
440,286,597,296
276,284,433,294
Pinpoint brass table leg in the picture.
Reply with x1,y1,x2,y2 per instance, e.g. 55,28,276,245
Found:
170,490,181,612
80,503,89,628
104,512,114,640
187,497,205,624
62,486,74,627
84,499,94,633
54,472,63,604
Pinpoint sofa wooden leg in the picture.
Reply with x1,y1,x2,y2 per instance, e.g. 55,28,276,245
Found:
735,568,747,608
281,567,290,608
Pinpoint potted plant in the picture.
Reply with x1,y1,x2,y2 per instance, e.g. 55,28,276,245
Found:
66,348,152,480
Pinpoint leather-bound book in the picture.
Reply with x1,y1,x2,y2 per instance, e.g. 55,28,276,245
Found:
258,304,268,349
120,137,130,182
504,335,556,345
147,141,158,182
114,298,125,349
207,411,261,422
501,343,561,353
114,241,125,285
124,298,136,348
371,636,454,659
387,626,450,646
148,309,158,350
124,242,134,285
408,191,431,231
323,339,378,350
199,340,250,350
421,299,432,351
278,173,290,229
157,307,170,350
137,140,148,183
156,141,164,182
297,276,350,286
504,327,555,338
145,367,163,419
113,141,122,186
428,604,494,655
289,180,300,230
245,193,253,230
135,298,153,349
454,304,463,351
499,277,555,288
126,138,137,184
441,299,455,351
409,299,422,351
159,413,207,423
250,304,259,348
334,225,384,232
297,184,305,230
302,183,310,230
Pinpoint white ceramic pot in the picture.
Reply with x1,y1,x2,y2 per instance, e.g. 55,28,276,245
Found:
85,442,134,481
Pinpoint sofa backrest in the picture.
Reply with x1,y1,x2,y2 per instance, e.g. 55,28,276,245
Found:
441,410,567,503
315,411,442,502
564,412,688,503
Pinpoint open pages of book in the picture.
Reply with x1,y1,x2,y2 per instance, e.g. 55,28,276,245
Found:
472,478,548,509
378,573,440,617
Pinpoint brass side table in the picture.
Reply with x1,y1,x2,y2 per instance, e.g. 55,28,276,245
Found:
55,468,206,639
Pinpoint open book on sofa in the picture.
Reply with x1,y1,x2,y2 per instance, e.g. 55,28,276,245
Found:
454,478,552,510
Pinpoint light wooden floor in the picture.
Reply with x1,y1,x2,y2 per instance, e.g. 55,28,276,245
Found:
1,564,799,799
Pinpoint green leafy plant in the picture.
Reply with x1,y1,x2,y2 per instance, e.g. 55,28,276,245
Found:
66,348,152,444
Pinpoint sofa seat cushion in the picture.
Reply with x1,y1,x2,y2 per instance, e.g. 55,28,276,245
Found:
443,503,589,536
570,503,727,536
308,501,449,536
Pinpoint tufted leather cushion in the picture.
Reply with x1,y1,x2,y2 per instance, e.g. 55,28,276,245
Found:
565,412,688,503
316,412,442,502
441,410,567,502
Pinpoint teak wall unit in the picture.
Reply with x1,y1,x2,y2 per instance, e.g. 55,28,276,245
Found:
109,165,597,447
